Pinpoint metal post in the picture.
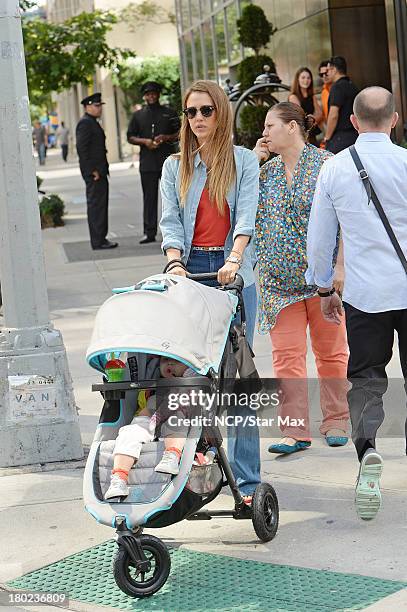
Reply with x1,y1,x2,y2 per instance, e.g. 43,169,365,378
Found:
0,0,83,466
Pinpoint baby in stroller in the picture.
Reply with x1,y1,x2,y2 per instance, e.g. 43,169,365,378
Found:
105,355,198,499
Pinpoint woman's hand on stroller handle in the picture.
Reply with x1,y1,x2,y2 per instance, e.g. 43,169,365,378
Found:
163,258,187,277
169,266,187,277
217,261,239,286
162,259,244,288
186,271,244,290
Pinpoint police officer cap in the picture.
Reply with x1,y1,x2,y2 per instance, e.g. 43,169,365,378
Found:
81,92,104,106
141,81,162,95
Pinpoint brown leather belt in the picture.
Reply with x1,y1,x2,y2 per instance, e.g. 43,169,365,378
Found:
191,246,224,251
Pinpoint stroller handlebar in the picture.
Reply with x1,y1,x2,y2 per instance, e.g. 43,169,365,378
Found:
186,272,218,281
186,272,244,291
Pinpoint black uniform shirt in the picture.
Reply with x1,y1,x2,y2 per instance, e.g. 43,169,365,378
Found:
328,76,359,133
76,113,109,178
127,103,180,172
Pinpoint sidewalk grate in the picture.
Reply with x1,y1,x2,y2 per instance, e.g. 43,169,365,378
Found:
8,540,406,611
63,237,161,262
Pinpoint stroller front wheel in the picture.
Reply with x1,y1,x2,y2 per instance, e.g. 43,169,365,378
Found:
251,482,279,542
113,534,171,597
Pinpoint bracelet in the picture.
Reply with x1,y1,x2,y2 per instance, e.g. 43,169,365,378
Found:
317,288,336,297
226,255,242,266
163,259,186,274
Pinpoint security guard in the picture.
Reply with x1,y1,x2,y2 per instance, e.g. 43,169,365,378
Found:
127,81,180,244
76,93,118,250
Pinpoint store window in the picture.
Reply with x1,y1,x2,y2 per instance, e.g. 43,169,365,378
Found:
202,20,217,80
193,29,205,79
181,0,191,30
214,10,228,66
201,0,212,19
226,1,241,63
184,33,195,84
190,0,201,25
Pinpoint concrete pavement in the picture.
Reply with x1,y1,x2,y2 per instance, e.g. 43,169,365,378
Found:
0,148,406,610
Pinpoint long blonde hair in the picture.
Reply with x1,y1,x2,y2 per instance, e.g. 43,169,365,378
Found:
178,80,236,215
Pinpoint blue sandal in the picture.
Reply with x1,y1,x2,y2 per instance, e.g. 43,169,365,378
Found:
268,439,311,455
325,429,348,447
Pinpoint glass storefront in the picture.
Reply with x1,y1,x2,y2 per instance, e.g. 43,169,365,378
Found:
176,0,403,140
176,0,246,87
175,0,332,88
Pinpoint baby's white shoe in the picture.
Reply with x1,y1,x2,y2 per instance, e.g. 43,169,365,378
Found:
155,451,180,475
105,473,129,499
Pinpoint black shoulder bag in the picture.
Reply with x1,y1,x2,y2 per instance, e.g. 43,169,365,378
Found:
349,145,407,275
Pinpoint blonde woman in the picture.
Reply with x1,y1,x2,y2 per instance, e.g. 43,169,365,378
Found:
159,80,260,503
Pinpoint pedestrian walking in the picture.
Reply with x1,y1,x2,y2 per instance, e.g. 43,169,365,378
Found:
127,81,180,244
288,67,323,145
322,56,358,153
32,120,48,166
318,60,331,123
254,102,349,455
160,79,261,505
76,93,118,250
56,121,69,162
306,87,404,521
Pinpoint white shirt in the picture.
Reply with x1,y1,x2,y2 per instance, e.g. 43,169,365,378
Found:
306,132,407,313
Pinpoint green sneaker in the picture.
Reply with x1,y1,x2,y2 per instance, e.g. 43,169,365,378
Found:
355,449,383,521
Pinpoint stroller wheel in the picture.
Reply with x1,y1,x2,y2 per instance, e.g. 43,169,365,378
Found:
251,482,279,542
113,534,171,598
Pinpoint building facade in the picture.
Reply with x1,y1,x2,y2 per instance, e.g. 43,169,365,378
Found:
46,0,178,161
176,0,407,140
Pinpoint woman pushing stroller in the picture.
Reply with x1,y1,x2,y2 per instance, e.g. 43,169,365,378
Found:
159,80,260,503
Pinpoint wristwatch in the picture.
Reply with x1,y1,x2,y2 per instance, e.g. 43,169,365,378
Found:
226,254,242,266
317,288,336,297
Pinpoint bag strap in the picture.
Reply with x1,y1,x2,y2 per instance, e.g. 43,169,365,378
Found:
349,145,407,276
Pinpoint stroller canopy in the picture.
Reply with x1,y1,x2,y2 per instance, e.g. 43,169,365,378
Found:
86,274,238,375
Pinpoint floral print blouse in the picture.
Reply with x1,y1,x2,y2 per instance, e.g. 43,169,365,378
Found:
256,144,333,332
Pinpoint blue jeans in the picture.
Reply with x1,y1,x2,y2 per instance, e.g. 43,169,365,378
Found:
37,143,46,166
186,249,261,495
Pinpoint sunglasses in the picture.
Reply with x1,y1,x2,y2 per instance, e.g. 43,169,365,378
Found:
319,72,328,78
182,105,216,119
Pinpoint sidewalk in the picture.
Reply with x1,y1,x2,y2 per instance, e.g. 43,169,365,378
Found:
0,149,406,611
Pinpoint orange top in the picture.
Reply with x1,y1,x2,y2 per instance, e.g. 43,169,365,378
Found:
321,84,331,120
192,188,230,247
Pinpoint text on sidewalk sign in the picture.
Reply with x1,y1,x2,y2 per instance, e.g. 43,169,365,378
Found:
7,375,58,422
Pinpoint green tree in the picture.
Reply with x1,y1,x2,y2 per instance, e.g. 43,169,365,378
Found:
19,0,37,9
237,5,276,56
237,54,277,92
239,105,269,149
118,1,175,30
235,5,277,147
113,56,181,115
22,11,134,103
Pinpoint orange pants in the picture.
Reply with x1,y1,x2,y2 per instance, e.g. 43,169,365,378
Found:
270,296,349,440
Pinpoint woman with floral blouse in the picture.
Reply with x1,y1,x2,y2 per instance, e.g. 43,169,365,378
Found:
254,102,349,454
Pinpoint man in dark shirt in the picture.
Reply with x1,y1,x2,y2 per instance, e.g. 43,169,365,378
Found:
323,56,358,154
127,81,180,244
76,93,117,250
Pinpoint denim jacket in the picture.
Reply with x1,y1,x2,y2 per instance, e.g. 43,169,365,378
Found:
160,145,259,287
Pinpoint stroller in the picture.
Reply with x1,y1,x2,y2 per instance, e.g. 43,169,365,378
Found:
83,272,279,598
